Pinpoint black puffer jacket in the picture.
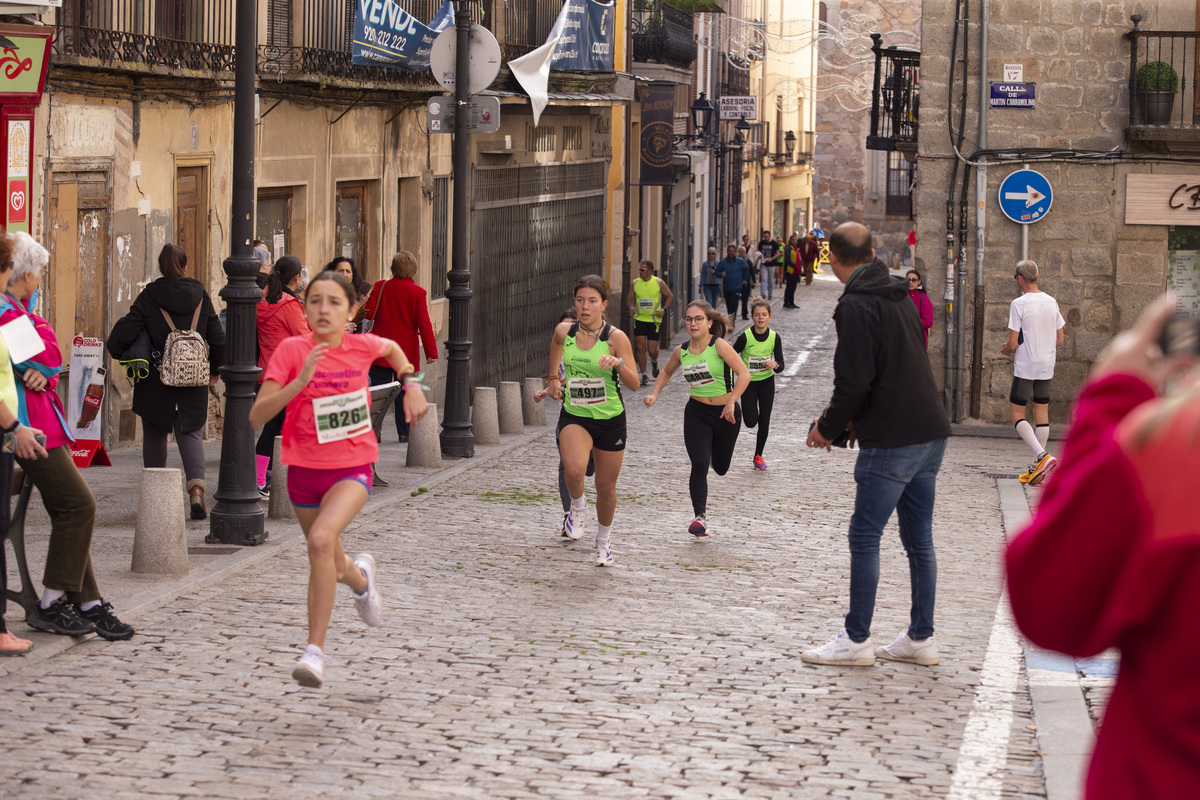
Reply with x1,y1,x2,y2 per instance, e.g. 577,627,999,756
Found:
108,277,225,433
817,260,950,449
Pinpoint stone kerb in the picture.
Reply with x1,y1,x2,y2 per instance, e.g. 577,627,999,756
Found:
268,436,294,520
407,402,442,468
131,467,188,576
498,381,524,435
472,387,501,445
522,377,546,427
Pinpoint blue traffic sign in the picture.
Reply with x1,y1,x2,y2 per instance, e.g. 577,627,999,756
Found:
998,168,1053,224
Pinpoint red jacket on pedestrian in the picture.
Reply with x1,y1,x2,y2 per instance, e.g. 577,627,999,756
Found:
256,291,309,382
361,277,438,370
1006,373,1200,799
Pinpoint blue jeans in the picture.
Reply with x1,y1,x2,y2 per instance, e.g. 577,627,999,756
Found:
702,284,720,308
845,437,947,643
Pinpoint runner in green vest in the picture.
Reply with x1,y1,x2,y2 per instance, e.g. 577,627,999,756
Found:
643,300,751,537
625,260,674,387
546,275,639,567
733,299,785,470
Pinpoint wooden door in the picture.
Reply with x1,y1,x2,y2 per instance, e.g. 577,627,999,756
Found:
48,172,110,352
176,166,209,289
336,182,367,272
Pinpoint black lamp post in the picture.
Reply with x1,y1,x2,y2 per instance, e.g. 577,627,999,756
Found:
783,130,796,161
209,0,266,545
440,0,476,458
690,92,715,141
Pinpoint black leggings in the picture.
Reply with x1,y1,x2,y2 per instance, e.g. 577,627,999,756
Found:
741,376,775,457
683,398,741,517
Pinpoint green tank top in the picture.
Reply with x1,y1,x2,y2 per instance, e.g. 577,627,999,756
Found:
679,337,731,398
633,277,661,323
741,328,778,382
562,324,624,419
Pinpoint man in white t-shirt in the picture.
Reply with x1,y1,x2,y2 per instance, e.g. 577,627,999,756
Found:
1001,259,1065,485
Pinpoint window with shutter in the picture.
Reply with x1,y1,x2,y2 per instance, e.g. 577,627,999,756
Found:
268,0,292,48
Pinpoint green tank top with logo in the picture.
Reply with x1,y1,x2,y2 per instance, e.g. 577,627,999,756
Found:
741,328,778,382
633,277,661,323
679,337,732,398
562,323,625,419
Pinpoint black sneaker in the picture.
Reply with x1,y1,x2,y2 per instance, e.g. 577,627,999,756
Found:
29,597,95,636
77,601,135,641
651,362,660,378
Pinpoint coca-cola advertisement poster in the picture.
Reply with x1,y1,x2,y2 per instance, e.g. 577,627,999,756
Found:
69,335,106,441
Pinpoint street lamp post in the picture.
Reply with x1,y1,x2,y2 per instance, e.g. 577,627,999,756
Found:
208,0,266,545
440,0,475,458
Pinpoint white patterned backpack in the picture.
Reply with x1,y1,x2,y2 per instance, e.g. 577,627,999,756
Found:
158,305,210,387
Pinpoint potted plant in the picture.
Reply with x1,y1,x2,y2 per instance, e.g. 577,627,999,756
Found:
1135,60,1178,125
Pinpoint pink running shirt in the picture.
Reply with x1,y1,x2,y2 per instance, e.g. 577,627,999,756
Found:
261,333,391,469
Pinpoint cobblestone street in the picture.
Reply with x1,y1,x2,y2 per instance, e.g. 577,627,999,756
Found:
1,277,1056,799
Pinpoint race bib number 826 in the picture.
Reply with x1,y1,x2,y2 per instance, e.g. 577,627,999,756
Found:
312,388,372,444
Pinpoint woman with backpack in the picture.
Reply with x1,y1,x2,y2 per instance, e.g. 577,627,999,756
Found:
109,244,225,519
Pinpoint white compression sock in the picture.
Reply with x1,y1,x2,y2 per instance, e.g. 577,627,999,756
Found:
1036,424,1049,451
596,523,612,545
40,588,65,609
1015,420,1043,458
570,495,586,512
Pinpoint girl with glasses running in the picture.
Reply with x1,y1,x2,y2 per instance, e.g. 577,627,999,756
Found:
644,301,751,536
249,271,428,687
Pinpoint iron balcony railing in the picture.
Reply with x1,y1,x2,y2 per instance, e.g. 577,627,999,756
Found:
632,1,697,68
54,0,236,73
1125,15,1199,129
867,33,920,153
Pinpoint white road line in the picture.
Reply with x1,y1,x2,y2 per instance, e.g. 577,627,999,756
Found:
946,479,1034,800
776,317,834,392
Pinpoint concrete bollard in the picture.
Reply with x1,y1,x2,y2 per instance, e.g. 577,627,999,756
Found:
472,386,501,445
406,402,443,469
522,377,546,427
131,468,188,576
498,381,524,435
268,436,295,520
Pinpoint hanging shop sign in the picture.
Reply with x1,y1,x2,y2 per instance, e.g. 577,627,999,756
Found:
351,0,454,72
989,82,1035,109
639,81,675,187
0,25,53,235
719,96,758,120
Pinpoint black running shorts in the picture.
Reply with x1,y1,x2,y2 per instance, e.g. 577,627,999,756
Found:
557,409,628,452
1010,376,1052,406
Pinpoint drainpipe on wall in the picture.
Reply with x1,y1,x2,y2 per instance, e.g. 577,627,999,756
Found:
969,0,989,419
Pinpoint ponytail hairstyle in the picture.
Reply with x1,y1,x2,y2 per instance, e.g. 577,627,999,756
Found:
157,243,188,279
685,300,728,339
573,273,609,302
266,255,303,304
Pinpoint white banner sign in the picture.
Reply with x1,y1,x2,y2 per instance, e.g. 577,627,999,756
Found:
719,96,758,120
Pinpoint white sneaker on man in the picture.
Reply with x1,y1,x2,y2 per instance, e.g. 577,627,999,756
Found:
876,631,939,666
352,553,382,627
292,644,334,687
801,629,876,667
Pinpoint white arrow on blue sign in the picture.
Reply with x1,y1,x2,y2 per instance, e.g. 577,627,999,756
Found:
998,168,1053,224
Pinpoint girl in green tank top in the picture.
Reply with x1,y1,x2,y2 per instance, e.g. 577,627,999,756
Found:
734,299,785,470
561,325,625,419
643,301,751,537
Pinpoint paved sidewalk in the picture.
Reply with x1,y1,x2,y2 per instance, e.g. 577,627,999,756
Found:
0,277,1111,798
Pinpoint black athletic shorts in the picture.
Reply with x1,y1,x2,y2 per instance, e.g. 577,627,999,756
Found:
557,409,628,452
633,319,660,341
1010,376,1052,406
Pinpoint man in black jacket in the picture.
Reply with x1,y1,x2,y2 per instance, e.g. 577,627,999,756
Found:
803,222,952,668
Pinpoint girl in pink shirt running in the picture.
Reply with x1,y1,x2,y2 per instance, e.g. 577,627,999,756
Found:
250,271,428,687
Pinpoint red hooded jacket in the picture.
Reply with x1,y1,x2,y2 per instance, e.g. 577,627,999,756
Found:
256,291,309,382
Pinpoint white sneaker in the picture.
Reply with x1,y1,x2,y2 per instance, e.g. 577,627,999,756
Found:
595,538,614,567
352,553,381,627
564,507,585,540
801,629,876,667
292,644,334,687
559,512,570,538
688,515,709,537
876,631,939,666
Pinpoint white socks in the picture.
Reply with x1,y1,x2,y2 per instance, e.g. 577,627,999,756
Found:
570,495,586,512
1036,424,1049,451
1015,419,1043,458
596,523,612,546
80,599,101,612
40,588,65,609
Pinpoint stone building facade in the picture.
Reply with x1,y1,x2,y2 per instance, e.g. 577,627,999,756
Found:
813,0,921,260
916,0,1198,423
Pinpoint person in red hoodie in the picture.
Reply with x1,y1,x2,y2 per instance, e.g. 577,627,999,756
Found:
359,250,438,442
255,256,310,495
1006,293,1200,799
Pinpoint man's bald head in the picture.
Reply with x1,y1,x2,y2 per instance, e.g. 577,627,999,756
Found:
829,222,874,268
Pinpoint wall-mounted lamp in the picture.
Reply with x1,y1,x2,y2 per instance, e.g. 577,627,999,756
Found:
783,130,796,160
